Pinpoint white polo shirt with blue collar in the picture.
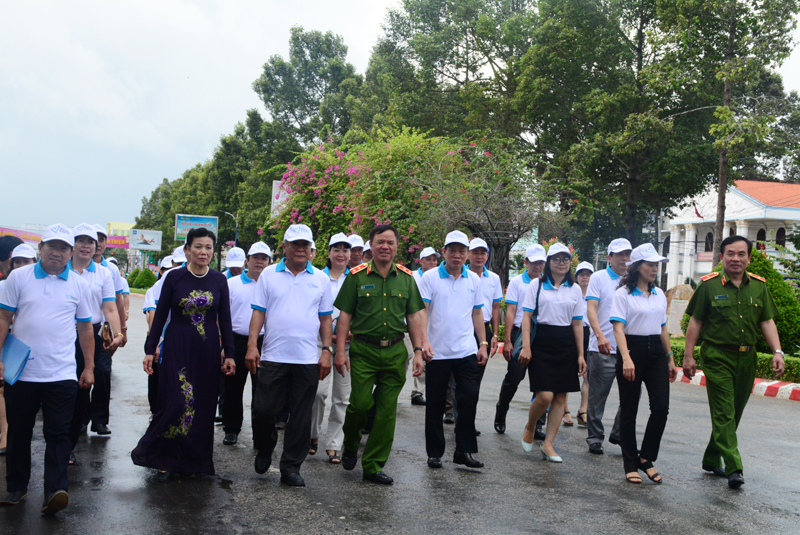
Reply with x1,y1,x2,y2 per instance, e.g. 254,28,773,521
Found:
68,260,116,324
99,256,125,295
413,267,425,286
251,259,333,365
585,266,623,353
474,266,503,323
504,270,535,328
609,286,667,336
228,271,264,336
418,262,484,360
522,277,585,326
0,262,93,383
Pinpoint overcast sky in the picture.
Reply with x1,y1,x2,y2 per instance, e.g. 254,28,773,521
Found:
2,1,800,230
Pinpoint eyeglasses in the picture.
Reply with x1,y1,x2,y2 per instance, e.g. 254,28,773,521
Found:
550,256,571,264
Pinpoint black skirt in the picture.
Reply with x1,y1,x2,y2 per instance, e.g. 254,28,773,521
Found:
529,324,580,393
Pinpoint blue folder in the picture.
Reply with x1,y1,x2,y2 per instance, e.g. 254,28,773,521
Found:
1,333,31,385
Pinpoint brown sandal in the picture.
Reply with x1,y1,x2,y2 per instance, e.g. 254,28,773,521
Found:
576,411,588,426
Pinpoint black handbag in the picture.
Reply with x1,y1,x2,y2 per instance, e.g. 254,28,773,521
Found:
512,280,542,361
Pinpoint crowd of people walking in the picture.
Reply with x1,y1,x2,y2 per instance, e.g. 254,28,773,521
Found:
0,221,788,514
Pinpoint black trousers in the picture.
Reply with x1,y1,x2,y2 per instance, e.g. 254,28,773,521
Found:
426,355,481,457
89,345,112,426
71,323,102,447
616,335,670,473
447,323,492,419
496,326,545,427
222,333,262,435
252,361,319,475
5,380,78,494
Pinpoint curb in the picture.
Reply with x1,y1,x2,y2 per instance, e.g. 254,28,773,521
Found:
676,368,800,401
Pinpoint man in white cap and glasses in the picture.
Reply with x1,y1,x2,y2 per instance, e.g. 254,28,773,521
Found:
584,237,632,454
418,230,487,469
347,235,364,268
246,225,333,487
0,224,95,513
405,246,440,406
493,243,547,436
223,247,246,279
221,242,272,446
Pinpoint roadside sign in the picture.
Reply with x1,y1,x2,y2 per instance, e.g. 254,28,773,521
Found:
130,229,163,251
175,214,219,241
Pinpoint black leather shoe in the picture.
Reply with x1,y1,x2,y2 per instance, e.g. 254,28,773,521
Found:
588,443,604,455
475,429,481,437
223,433,238,446
411,395,426,406
363,471,394,484
280,473,306,487
534,426,546,441
608,436,620,446
41,490,68,514
443,413,455,425
453,451,484,468
214,416,223,423
341,450,358,471
427,457,442,468
703,464,726,477
254,452,271,474
728,471,745,489
91,423,111,435
494,404,507,434
0,490,27,506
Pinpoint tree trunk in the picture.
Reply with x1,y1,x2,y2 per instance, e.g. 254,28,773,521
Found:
624,155,639,243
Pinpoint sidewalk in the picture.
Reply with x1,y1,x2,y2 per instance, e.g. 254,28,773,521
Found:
676,368,800,401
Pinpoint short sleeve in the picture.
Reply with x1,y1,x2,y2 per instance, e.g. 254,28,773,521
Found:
609,289,627,324
75,280,94,322
521,280,540,313
251,272,268,312
572,285,585,319
121,279,130,295
333,273,358,314
418,273,432,303
760,284,779,322
660,292,668,327
473,275,484,308
101,269,116,302
505,278,521,305
143,288,156,312
585,272,602,301
111,266,124,294
0,271,20,312
319,277,334,315
492,274,503,302
404,277,425,315
685,280,709,321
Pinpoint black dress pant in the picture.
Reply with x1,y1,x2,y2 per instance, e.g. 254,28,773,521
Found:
616,335,670,473
448,323,492,420
496,327,545,427
89,345,112,426
222,333,262,435
5,380,78,494
71,323,102,447
252,361,319,475
426,355,480,457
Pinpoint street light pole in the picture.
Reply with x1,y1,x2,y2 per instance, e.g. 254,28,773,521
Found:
219,210,239,245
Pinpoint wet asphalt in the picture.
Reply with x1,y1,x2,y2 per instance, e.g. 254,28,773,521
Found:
1,294,799,534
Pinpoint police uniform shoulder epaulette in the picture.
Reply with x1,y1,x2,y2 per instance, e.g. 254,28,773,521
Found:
700,272,720,282
396,263,413,276
350,263,368,275
748,272,766,283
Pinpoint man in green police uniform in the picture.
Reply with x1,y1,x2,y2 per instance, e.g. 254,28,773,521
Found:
684,235,786,489
334,224,431,484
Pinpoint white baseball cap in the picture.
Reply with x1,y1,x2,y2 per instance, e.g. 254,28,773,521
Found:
329,233,351,248
444,230,470,248
72,222,98,242
160,256,173,268
172,246,187,263
283,224,314,243
419,246,441,259
363,240,371,252
469,238,489,251
576,261,594,274
42,223,75,247
525,244,546,263
226,247,246,268
608,238,633,254
547,243,572,258
248,242,272,257
107,256,119,265
93,224,108,238
348,235,364,249
627,243,668,266
11,243,36,260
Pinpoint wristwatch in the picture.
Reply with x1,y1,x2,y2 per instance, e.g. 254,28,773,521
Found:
322,346,333,353
413,347,423,353
480,341,489,346
774,349,785,357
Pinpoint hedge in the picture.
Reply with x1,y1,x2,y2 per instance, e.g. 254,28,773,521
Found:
133,268,156,289
127,268,141,288
670,340,800,383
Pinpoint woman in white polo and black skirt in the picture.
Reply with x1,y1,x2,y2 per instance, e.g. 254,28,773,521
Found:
519,243,586,462
609,243,677,484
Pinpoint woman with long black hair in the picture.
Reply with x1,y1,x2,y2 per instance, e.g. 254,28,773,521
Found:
609,243,677,484
519,243,586,462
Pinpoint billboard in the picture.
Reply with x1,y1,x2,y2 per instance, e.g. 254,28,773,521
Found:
175,214,219,241
0,226,42,243
106,235,129,249
130,229,163,251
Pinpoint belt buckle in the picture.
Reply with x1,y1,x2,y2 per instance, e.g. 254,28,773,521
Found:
380,340,389,347
739,345,748,352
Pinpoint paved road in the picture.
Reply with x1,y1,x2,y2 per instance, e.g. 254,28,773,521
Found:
2,294,799,534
